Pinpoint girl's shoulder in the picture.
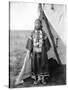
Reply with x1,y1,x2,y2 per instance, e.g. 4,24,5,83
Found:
28,31,34,40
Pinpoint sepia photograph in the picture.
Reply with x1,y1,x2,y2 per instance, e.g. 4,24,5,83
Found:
9,2,66,88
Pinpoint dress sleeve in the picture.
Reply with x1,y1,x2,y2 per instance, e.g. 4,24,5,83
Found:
26,35,33,53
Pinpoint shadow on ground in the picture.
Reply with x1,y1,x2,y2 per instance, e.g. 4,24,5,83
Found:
9,58,66,88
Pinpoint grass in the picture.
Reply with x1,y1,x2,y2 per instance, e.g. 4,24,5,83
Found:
9,30,66,88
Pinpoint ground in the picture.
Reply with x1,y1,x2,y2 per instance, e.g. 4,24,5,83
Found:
9,63,66,88
9,30,66,88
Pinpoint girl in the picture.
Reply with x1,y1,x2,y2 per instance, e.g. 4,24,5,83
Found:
26,19,51,84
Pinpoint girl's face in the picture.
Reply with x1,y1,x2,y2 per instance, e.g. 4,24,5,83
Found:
35,20,41,30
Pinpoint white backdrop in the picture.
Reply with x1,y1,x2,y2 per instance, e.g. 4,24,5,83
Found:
10,2,39,30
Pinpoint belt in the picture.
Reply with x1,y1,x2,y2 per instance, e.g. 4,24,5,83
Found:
33,47,42,53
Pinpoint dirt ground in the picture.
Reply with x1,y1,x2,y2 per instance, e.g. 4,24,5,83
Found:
9,30,66,88
9,64,66,88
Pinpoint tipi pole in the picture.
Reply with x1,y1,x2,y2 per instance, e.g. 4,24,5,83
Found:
38,3,61,64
